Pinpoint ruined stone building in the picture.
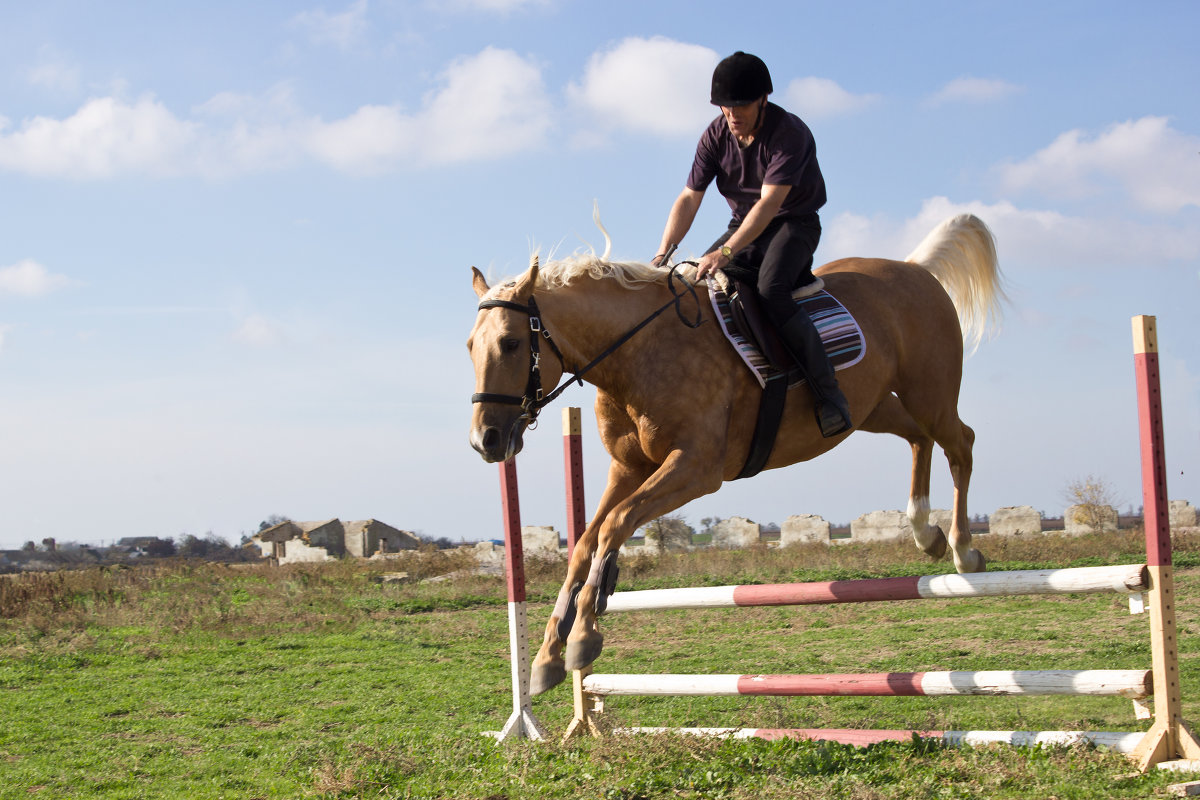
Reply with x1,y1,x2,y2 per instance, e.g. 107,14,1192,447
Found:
252,519,421,565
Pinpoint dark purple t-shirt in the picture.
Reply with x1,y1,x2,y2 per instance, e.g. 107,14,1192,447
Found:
687,102,826,223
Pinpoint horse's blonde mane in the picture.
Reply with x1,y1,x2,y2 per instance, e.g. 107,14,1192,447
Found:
537,253,676,291
532,205,696,291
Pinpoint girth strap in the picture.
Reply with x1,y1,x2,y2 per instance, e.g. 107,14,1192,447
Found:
735,373,788,479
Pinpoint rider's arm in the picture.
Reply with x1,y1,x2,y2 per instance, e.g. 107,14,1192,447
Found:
695,183,791,278
654,187,705,265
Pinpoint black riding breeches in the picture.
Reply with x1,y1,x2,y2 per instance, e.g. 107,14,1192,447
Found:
707,214,822,327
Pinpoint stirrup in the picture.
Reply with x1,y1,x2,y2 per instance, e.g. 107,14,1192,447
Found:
816,399,852,438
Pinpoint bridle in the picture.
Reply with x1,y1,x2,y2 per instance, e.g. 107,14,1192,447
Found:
470,295,567,425
470,263,703,428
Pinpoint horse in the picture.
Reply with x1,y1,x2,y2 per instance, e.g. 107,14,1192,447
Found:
467,213,1005,696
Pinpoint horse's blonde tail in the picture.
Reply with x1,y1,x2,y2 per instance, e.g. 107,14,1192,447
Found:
905,214,1007,354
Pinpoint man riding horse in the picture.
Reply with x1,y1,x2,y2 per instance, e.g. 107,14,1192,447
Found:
652,51,851,438
469,52,1003,697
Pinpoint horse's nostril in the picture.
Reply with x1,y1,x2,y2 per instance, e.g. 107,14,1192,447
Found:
481,427,501,450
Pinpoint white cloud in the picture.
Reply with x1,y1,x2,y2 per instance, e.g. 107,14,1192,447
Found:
0,324,9,354
783,77,879,119
417,47,552,163
306,47,550,170
25,49,82,94
304,105,412,172
0,259,76,296
567,37,718,139
291,0,369,51
0,48,550,178
438,0,553,11
927,76,1022,106
997,116,1200,214
0,95,198,179
823,195,1200,271
232,314,285,347
194,83,301,122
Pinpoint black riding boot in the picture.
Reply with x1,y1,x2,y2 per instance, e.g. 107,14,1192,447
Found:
778,312,852,437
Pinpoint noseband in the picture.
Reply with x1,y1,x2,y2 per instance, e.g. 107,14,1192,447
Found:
471,265,703,426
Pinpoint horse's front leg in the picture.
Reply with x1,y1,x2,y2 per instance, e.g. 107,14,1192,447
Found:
564,450,722,672
529,461,648,696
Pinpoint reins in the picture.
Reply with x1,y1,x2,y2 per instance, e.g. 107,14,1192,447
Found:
471,263,704,427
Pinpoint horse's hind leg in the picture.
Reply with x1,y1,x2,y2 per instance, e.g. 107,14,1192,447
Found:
941,419,984,573
858,394,946,559
908,438,948,560
892,390,984,573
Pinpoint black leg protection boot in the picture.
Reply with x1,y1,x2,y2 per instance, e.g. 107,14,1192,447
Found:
778,312,852,437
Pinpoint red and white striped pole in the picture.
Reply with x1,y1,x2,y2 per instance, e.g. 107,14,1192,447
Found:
489,407,587,740
488,457,547,741
1130,315,1200,770
581,669,1152,699
602,564,1148,612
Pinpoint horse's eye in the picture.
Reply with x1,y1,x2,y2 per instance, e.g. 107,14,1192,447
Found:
501,338,521,354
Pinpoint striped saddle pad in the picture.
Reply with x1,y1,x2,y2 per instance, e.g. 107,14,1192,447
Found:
709,278,866,389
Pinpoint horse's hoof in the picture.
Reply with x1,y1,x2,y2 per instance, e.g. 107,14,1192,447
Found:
955,548,986,574
921,526,948,560
530,659,566,696
564,632,604,672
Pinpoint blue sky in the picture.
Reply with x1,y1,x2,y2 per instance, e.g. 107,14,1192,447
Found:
1,1,1197,550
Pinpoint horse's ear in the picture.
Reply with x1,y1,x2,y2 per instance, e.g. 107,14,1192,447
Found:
471,266,490,299
512,255,540,300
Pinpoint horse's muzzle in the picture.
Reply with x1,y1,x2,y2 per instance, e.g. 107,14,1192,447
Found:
469,418,527,463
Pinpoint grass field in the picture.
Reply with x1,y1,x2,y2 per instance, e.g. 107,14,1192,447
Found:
2,530,1199,799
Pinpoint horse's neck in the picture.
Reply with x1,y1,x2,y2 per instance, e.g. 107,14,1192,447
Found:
540,279,665,384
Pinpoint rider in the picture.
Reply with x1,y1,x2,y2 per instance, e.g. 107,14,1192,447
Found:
653,51,851,438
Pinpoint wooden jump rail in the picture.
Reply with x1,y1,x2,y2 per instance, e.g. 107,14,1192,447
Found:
583,670,1153,698
611,727,1147,752
603,564,1150,612
488,317,1199,775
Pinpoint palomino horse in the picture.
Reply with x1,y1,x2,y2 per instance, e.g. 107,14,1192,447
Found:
468,213,1005,695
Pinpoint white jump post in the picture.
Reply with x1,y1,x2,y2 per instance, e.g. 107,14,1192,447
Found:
487,408,587,741
485,456,547,741
564,315,1196,774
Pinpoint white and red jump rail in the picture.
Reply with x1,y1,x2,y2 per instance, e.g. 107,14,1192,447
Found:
489,317,1198,774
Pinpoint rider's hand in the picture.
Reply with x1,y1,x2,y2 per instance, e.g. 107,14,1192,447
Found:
695,250,729,280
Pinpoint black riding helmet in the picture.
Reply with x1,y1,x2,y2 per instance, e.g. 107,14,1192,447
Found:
710,51,773,107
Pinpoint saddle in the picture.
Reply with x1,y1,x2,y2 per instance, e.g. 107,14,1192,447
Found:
716,266,826,378
709,269,865,389
708,269,865,479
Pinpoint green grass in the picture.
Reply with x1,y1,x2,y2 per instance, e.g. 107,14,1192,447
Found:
1,531,1198,798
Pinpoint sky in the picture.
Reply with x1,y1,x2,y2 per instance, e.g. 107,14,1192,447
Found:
1,1,1197,550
